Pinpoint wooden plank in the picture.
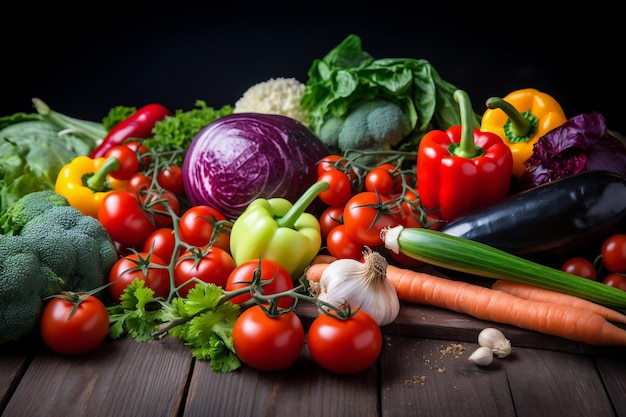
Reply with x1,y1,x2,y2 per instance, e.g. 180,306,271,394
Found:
595,356,626,417
2,337,192,417
506,347,617,417
183,344,379,417
0,343,32,411
298,301,626,357
380,336,516,417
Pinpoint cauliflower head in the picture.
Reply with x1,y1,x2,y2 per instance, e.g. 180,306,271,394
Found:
233,77,310,126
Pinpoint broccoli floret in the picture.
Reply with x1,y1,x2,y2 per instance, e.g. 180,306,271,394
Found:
0,189,68,236
20,205,118,291
0,235,65,343
317,99,411,157
233,77,311,126
0,191,117,344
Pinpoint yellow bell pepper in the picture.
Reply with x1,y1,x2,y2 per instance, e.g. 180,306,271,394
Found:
55,156,129,218
480,88,567,178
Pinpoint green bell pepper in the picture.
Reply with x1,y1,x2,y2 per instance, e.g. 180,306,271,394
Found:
229,181,330,279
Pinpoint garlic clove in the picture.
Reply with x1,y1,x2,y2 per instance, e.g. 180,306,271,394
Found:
478,327,512,358
468,346,494,366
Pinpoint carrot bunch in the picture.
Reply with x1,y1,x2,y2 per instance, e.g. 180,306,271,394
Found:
307,258,626,347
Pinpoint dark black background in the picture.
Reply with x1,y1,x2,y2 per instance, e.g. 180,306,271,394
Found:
2,1,623,133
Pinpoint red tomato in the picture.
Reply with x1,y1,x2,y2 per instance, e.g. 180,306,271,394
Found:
98,190,156,248
232,305,304,371
140,189,181,228
174,246,236,297
143,227,179,264
108,252,170,302
224,259,295,309
128,172,153,194
157,164,185,195
601,234,626,273
318,170,353,207
326,224,364,260
561,257,597,280
343,192,400,246
602,273,626,291
365,167,394,196
104,145,140,180
39,293,110,355
307,310,382,374
124,140,151,171
178,205,230,252
316,154,344,176
319,206,344,241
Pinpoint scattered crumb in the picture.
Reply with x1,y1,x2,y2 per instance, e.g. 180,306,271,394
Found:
439,343,466,359
403,375,427,386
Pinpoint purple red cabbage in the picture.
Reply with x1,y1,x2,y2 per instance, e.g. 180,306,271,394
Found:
182,113,329,220
519,112,626,189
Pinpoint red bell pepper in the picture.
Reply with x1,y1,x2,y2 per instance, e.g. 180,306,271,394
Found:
417,90,513,222
89,103,172,158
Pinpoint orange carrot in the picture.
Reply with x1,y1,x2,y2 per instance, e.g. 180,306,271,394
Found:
386,264,626,346
492,280,626,325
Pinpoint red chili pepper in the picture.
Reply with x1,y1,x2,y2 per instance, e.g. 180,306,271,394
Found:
89,103,172,158
417,90,513,222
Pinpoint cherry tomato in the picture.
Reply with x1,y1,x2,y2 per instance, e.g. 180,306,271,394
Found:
143,227,180,264
124,140,151,171
104,145,140,180
307,310,382,374
319,206,344,241
128,172,153,194
343,192,400,246
157,164,185,195
108,252,170,302
601,234,626,273
326,224,364,260
365,167,394,196
39,292,110,355
318,170,353,207
174,246,236,297
232,305,304,371
140,189,181,228
98,190,156,248
561,257,597,280
602,273,626,291
178,205,230,252
316,154,344,176
224,259,295,309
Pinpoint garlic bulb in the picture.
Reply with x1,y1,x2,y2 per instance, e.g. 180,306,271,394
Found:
316,248,400,326
478,327,512,358
468,346,494,366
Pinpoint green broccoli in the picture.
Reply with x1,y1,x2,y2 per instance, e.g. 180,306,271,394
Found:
317,99,411,157
0,189,69,235
0,191,118,344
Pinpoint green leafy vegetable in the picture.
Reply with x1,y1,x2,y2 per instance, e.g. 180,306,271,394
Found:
301,34,481,152
144,100,233,165
107,280,242,373
0,99,108,211
101,106,137,131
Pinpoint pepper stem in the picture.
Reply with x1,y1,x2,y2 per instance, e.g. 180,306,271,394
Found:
85,156,120,191
485,97,538,142
453,89,481,158
276,180,330,229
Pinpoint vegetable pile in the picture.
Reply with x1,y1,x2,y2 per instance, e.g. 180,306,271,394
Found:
3,32,626,377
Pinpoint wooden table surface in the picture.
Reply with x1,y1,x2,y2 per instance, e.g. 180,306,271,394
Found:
2,267,626,417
